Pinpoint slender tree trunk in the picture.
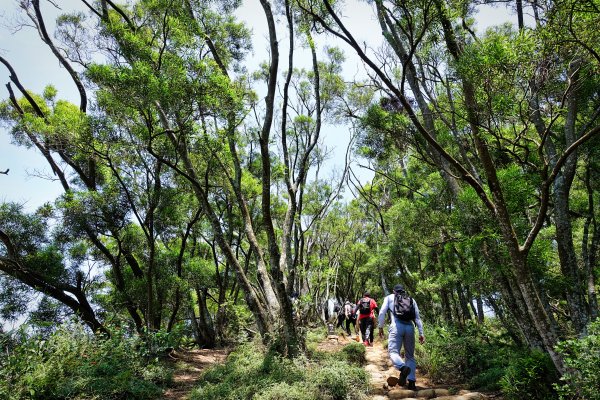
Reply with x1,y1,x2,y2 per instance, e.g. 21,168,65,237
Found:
434,0,564,371
482,242,544,348
188,295,201,345
476,294,485,325
587,224,600,322
512,256,564,372
154,113,272,339
487,295,525,347
457,283,472,322
196,285,216,348
583,165,599,322
516,0,524,29
551,62,588,333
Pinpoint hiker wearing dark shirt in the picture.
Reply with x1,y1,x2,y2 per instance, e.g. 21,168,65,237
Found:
356,291,378,346
378,284,424,391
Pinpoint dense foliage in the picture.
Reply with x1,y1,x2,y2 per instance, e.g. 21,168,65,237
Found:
555,320,600,400
0,322,172,399
190,340,368,400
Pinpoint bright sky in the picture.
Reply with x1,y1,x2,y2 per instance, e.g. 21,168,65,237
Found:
0,0,523,212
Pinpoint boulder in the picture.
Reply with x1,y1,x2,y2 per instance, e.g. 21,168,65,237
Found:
436,394,486,400
370,372,384,380
460,393,486,400
415,388,435,398
388,388,418,399
369,386,387,396
434,389,450,397
365,364,383,372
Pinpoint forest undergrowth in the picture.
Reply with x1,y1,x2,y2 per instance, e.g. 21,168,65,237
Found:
1,320,599,399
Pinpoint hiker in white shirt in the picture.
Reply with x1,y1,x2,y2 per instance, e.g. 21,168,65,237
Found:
378,284,425,391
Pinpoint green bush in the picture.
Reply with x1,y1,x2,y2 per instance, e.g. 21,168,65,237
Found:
191,340,368,400
419,322,506,384
500,349,558,400
0,322,171,400
191,343,306,400
469,366,505,392
253,382,318,400
312,360,368,400
306,327,328,346
417,320,561,398
555,320,600,400
340,342,366,365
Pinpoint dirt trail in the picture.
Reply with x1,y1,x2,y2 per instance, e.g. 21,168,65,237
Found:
162,348,228,400
322,334,494,400
161,335,496,400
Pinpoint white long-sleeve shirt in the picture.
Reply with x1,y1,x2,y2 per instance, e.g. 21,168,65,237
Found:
378,293,424,336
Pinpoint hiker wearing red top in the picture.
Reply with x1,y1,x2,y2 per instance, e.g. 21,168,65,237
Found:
356,291,378,346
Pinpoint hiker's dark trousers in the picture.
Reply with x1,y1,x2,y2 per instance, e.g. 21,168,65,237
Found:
338,316,355,335
359,317,374,343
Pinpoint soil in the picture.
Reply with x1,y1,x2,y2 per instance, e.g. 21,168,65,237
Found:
162,348,228,400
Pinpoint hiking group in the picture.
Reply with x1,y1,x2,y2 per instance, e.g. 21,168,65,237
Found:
334,284,425,391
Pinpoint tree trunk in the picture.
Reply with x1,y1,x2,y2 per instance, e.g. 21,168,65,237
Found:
551,63,588,333
196,285,216,348
583,165,600,322
512,256,565,373
476,294,485,325
516,0,524,29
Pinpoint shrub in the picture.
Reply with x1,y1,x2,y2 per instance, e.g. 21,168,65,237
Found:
418,323,503,384
306,326,328,346
191,339,368,400
417,320,560,397
312,360,368,400
191,343,306,400
253,382,318,400
469,366,504,392
500,349,558,400
555,320,600,400
340,342,366,365
0,322,171,400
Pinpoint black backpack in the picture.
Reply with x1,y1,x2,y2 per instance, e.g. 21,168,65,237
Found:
359,297,371,315
393,293,415,321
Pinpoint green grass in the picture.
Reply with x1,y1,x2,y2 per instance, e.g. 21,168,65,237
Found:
190,338,369,400
0,323,172,400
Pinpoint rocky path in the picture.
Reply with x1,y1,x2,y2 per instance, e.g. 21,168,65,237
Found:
361,339,489,400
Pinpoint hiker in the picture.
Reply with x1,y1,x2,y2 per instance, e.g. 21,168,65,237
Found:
356,291,378,346
324,298,341,335
378,284,424,391
337,300,357,336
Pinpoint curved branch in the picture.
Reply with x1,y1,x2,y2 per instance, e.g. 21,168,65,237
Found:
313,0,494,213
522,123,600,252
32,0,87,112
0,56,47,119
103,0,136,30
